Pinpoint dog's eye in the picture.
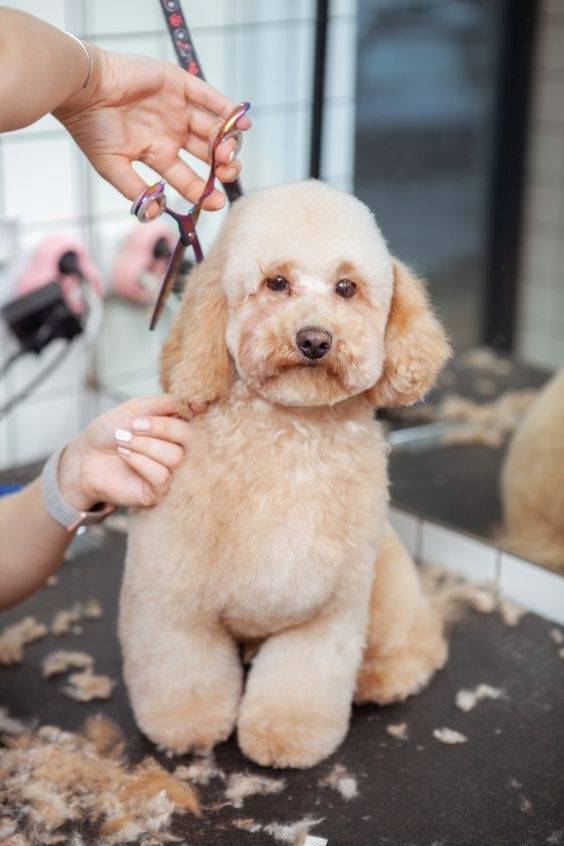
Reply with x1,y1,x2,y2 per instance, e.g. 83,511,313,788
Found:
266,275,289,292
335,278,357,299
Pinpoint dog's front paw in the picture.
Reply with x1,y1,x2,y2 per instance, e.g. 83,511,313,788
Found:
135,692,238,755
355,610,447,705
237,698,348,769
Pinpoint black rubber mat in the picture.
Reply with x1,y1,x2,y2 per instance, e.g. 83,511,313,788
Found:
1,527,563,845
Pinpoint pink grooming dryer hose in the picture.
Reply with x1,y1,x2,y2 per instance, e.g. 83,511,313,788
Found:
16,234,103,313
111,223,176,304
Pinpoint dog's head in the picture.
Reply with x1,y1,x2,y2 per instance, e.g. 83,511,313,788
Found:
162,181,450,411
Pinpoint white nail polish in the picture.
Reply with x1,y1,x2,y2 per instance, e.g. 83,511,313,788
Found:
132,418,150,432
228,150,235,163
115,428,132,443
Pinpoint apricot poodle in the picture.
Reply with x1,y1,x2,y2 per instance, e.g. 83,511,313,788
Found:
119,180,451,768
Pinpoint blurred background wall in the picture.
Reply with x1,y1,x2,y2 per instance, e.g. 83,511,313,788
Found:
0,0,562,475
517,0,564,368
0,0,357,470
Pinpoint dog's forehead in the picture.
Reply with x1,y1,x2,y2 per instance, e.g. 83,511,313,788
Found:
224,181,392,296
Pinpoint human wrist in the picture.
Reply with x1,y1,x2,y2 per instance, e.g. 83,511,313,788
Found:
57,438,98,512
53,41,105,121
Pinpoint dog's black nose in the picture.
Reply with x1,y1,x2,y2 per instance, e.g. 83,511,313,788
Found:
296,326,332,360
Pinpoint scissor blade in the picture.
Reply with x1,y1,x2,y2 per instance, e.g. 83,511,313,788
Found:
149,238,186,330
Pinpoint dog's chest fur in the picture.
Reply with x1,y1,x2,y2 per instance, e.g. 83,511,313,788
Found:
126,383,388,638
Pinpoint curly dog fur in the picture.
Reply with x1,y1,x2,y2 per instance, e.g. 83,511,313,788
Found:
119,181,451,768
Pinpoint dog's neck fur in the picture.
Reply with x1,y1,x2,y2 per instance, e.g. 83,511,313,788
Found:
226,379,375,426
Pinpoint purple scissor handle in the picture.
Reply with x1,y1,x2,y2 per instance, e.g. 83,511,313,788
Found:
131,101,250,330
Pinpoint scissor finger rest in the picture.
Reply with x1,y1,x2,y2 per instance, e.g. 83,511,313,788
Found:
131,181,167,223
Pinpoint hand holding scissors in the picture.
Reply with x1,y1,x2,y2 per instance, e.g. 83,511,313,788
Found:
131,102,251,330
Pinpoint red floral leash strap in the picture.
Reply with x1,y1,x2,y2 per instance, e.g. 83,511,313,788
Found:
158,0,243,204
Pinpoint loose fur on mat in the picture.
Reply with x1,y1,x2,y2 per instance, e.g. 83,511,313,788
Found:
386,722,409,741
455,684,504,712
433,727,468,745
51,599,103,636
62,668,115,702
224,772,286,808
0,617,48,665
0,713,200,845
42,650,94,678
437,389,538,448
420,565,497,624
318,763,358,800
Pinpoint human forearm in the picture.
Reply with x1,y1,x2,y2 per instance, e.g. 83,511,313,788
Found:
0,395,197,610
0,478,72,610
0,6,93,131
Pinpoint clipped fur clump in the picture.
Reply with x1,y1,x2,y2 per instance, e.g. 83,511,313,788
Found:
386,722,409,741
0,706,27,736
433,727,467,745
224,772,286,808
263,817,325,844
499,601,527,627
455,684,504,713
42,650,94,678
0,713,200,845
232,817,263,833
63,669,115,702
174,751,223,786
458,347,513,375
231,816,325,844
437,389,537,449
51,600,103,636
420,564,496,625
0,616,48,665
318,764,358,800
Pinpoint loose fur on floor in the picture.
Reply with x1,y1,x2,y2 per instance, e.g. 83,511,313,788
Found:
120,180,451,769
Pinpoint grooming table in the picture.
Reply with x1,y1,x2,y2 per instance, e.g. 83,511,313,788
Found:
0,468,563,845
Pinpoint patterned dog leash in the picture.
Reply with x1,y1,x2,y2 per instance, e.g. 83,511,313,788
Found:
131,1,248,329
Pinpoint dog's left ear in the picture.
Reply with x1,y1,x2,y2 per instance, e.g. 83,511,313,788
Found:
366,260,451,408
160,244,234,416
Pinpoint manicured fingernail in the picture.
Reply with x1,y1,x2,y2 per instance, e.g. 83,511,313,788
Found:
115,429,132,443
225,167,237,180
227,150,235,163
117,446,130,456
132,418,150,432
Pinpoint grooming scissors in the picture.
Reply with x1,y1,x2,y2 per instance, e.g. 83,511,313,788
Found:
131,101,250,330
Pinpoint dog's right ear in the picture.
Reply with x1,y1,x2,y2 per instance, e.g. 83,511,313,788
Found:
160,246,234,415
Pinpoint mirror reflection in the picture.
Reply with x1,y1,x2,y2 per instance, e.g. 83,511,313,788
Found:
356,0,563,573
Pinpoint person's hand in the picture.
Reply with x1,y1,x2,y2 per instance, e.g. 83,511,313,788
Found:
58,395,204,510
54,47,251,212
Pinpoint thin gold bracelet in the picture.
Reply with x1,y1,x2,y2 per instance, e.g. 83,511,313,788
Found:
63,31,93,89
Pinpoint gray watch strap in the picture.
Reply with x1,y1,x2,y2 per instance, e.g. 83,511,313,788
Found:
42,445,83,530
41,445,114,532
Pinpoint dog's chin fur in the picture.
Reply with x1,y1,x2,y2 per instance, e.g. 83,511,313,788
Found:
241,362,364,408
